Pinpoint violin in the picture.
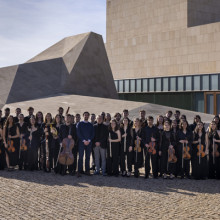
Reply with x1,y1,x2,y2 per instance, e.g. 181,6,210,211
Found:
7,129,15,153
183,142,191,160
20,135,27,151
197,139,205,158
168,145,177,163
148,134,156,155
58,126,75,166
134,138,141,153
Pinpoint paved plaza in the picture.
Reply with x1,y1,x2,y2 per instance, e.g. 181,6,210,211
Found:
0,168,219,219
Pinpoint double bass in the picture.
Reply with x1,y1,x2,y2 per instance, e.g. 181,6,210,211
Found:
58,125,74,166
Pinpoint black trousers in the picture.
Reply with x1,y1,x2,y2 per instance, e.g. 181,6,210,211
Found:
161,151,176,175
18,150,28,169
144,150,158,177
107,143,119,175
208,154,220,179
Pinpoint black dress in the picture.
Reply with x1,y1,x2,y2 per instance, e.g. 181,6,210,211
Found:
0,134,5,170
27,128,40,171
107,130,120,176
5,125,20,166
208,131,220,179
192,131,208,180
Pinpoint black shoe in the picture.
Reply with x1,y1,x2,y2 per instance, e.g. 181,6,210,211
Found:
186,175,191,179
85,171,92,176
144,175,149,179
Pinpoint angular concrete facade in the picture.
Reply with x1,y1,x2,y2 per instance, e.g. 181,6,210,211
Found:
106,0,220,79
0,32,118,105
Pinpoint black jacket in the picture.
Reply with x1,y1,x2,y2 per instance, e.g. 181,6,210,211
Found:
93,123,108,148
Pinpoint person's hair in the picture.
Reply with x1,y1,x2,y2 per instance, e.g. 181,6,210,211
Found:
147,116,154,121
83,111,90,116
120,118,129,128
194,122,205,134
156,115,164,126
29,115,37,128
208,121,217,133
179,119,189,130
109,119,119,131
18,113,24,118
4,115,14,128
167,110,173,115
16,108,21,111
5,108,10,112
36,111,44,122
58,107,64,111
114,112,121,118
44,113,53,124
133,118,141,128
27,107,34,111
139,110,145,113
105,113,111,122
175,110,180,114
75,113,80,117
54,114,61,125
163,120,171,130
123,109,128,113
0,110,2,113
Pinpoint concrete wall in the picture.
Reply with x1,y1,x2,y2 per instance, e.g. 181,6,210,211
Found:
106,0,220,80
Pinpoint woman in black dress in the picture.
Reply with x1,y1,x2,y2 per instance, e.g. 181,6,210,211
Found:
176,120,193,179
192,122,208,180
120,118,133,177
132,118,144,178
0,125,5,170
107,119,121,176
3,115,20,170
27,116,40,171
207,121,220,179
52,114,62,173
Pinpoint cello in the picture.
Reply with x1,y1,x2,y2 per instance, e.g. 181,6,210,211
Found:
58,125,74,166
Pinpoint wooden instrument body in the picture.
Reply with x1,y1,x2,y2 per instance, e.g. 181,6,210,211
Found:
20,136,27,151
183,145,191,159
197,144,205,158
58,138,75,165
148,141,156,155
134,139,141,152
168,147,177,163
213,143,220,157
7,138,15,153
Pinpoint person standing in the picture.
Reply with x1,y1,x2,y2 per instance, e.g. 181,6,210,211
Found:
93,115,108,176
77,112,94,177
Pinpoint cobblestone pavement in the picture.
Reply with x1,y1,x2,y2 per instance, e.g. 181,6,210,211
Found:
0,169,219,220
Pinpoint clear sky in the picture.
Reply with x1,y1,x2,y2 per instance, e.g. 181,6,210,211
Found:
0,0,106,68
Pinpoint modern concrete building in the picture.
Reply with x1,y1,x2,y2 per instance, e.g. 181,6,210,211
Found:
106,0,220,115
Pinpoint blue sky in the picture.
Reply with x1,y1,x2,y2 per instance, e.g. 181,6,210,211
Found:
0,0,106,67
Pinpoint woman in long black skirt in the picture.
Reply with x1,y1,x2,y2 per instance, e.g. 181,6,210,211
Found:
192,122,208,180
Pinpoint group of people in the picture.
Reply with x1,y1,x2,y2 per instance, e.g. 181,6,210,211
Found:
0,106,220,180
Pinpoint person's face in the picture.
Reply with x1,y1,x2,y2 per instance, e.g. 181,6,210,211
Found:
211,123,216,130
123,111,129,118
66,115,71,123
214,117,219,124
164,122,170,131
148,119,153,126
111,121,116,129
18,114,24,121
16,108,21,116
116,114,121,121
134,119,140,127
195,117,201,123
29,109,34,115
97,116,103,124
56,116,61,124
106,113,111,121
123,118,128,126
59,108,63,115
30,117,35,125
76,115,81,122
5,110,10,117
84,113,89,121
167,112,172,118
172,121,177,128
140,111,145,119
37,112,43,120
182,121,187,129
91,114,96,121
158,116,163,124
9,116,13,124
175,112,180,119
197,122,203,130
46,114,51,122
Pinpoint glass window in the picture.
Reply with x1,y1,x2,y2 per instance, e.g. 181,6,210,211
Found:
170,77,176,91
185,76,192,91
206,94,214,114
149,79,155,92
163,78,169,91
143,79,148,92
130,79,135,92
136,79,142,92
217,94,220,115
202,75,209,91
156,78,161,91
178,77,184,91
211,75,218,90
195,93,204,113
114,81,118,92
119,80,124,92
124,80,129,92
194,76,200,91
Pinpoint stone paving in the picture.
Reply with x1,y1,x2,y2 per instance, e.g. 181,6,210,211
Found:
0,169,219,220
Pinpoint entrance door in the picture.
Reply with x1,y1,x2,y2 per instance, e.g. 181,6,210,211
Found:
205,92,220,115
